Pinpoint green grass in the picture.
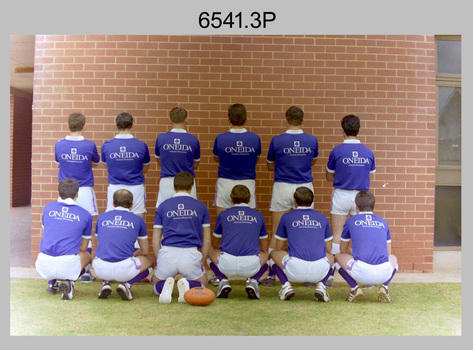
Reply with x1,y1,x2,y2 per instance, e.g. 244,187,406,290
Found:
10,278,461,336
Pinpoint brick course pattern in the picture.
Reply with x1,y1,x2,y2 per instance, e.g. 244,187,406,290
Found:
31,35,437,272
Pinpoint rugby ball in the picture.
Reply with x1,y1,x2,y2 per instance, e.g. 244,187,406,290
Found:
184,287,216,306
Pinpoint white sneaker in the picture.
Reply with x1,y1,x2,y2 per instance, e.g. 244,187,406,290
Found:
278,282,295,301
177,278,190,303
159,277,175,304
314,282,330,302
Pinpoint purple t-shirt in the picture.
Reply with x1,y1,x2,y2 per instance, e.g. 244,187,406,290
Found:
267,130,318,183
95,208,148,262
213,204,268,256
326,139,376,191
55,136,100,187
101,135,151,185
213,129,262,180
275,207,332,261
40,198,92,256
341,211,391,265
155,129,201,178
154,193,210,248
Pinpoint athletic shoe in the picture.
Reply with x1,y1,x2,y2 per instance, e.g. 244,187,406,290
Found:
261,275,276,287
80,273,96,283
177,278,190,303
209,275,220,287
59,280,74,300
325,275,334,288
117,283,133,301
216,279,232,298
46,282,59,295
159,277,175,304
245,278,260,300
346,286,364,302
314,282,330,302
278,282,295,301
378,285,392,303
98,281,112,299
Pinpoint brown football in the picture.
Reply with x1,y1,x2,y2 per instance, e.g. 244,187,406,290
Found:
184,287,216,306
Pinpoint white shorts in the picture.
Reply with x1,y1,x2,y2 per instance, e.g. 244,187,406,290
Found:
35,253,82,281
346,259,394,286
155,246,205,281
281,255,331,283
331,188,359,215
270,182,314,212
156,177,197,208
217,252,261,278
74,186,98,216
107,184,146,214
213,178,256,209
92,256,142,282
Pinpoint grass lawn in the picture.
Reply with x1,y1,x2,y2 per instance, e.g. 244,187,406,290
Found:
10,278,461,336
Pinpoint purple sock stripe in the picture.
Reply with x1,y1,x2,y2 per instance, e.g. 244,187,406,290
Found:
127,269,149,285
188,280,202,289
154,281,165,295
272,264,288,285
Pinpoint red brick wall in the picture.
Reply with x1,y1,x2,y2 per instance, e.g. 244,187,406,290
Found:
31,35,437,272
10,88,33,207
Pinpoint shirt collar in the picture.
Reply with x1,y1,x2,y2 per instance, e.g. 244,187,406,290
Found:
359,211,374,215
65,135,85,141
113,206,131,212
115,134,134,139
57,197,76,205
296,206,312,210
233,203,250,207
229,128,248,133
285,129,304,134
173,192,192,197
170,128,188,133
343,139,361,144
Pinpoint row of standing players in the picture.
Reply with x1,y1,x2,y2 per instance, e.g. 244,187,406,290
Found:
36,104,398,303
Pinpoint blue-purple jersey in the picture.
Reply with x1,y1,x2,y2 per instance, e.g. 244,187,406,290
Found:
55,136,100,187
155,129,201,178
326,140,376,191
213,204,268,256
154,193,210,248
213,129,262,180
95,208,148,263
267,130,318,183
275,207,332,261
341,212,391,265
40,198,92,257
101,135,151,185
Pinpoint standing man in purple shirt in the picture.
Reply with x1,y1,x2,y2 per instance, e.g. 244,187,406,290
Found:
155,107,201,208
207,185,269,300
335,191,398,302
326,114,376,285
263,106,319,286
93,189,154,301
212,103,262,216
270,187,334,301
151,171,211,304
101,112,151,219
35,178,93,300
54,113,100,283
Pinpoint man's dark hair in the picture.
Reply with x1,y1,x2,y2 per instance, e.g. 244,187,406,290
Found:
294,186,314,207
113,189,134,209
174,171,194,191
230,185,251,205
285,106,304,126
58,178,79,200
355,190,375,212
68,113,86,132
116,112,134,130
341,114,360,136
170,107,188,124
228,103,247,126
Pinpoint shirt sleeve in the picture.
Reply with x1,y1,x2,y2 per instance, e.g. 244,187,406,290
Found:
259,215,268,239
101,143,107,164
313,137,319,159
324,218,333,242
154,137,160,158
212,137,218,157
92,143,100,164
154,207,163,228
274,215,287,241
326,149,336,172
340,221,351,242
267,138,275,163
213,213,222,238
202,205,211,227
82,213,93,239
195,139,201,162
143,144,151,165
